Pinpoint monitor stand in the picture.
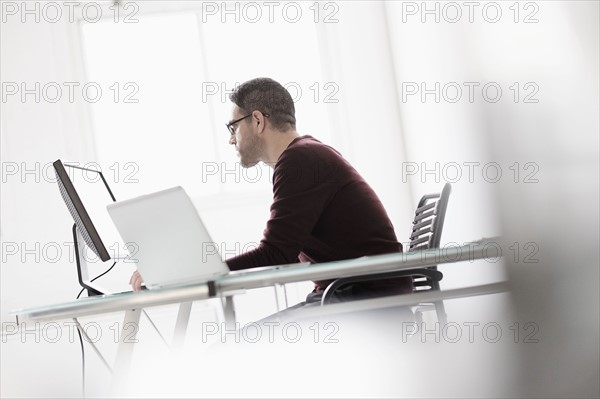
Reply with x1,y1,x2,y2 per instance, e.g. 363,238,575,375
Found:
72,224,109,296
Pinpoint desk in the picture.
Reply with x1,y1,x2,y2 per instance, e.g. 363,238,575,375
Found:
11,238,505,380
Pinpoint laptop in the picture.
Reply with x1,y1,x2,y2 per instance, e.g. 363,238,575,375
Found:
107,186,230,289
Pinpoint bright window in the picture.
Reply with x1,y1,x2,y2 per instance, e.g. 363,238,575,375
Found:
79,4,331,310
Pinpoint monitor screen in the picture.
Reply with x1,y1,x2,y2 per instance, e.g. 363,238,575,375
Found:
53,159,111,262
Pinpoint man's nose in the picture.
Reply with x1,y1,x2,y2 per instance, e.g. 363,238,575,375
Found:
229,135,236,145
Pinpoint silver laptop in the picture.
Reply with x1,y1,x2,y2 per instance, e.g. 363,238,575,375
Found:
107,186,229,289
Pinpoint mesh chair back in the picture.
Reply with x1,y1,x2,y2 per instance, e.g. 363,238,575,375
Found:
409,183,452,290
320,183,452,305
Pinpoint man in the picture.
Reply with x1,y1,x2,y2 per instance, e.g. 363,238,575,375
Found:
131,77,411,303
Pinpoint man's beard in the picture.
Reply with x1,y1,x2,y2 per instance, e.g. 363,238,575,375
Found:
239,134,262,168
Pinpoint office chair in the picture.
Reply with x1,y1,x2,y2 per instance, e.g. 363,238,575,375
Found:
321,183,452,323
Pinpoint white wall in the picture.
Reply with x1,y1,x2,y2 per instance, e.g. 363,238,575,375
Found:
0,1,433,325
1,12,103,320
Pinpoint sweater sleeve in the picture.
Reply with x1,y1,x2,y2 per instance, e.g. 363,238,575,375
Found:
226,147,338,270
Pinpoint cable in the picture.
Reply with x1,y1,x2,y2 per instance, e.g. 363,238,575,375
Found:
73,318,113,373
73,261,171,397
90,261,117,283
76,261,118,299
89,262,169,346
76,324,85,398
74,260,117,397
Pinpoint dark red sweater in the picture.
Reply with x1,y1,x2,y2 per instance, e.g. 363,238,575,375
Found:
226,135,410,292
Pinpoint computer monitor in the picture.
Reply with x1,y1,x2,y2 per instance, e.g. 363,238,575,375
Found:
53,159,117,295
53,159,111,261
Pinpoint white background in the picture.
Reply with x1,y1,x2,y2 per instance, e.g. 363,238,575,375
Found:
1,1,598,397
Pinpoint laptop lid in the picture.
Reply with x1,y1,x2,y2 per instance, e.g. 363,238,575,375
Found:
107,186,229,288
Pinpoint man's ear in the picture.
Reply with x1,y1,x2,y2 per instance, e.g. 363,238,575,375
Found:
253,110,266,133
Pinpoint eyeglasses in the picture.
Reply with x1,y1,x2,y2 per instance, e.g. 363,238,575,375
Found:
226,112,270,135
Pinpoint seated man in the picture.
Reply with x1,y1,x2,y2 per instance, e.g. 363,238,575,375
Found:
130,77,412,304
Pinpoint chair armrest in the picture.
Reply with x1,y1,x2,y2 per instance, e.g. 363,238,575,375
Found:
321,268,443,305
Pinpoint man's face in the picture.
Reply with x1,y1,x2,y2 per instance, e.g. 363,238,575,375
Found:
228,105,262,168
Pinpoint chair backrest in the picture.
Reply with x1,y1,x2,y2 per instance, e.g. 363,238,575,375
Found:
408,183,452,253
320,183,453,305
409,183,451,291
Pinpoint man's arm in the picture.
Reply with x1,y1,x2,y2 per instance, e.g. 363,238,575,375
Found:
227,147,338,270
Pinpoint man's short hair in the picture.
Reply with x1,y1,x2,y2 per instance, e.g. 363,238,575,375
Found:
229,77,296,131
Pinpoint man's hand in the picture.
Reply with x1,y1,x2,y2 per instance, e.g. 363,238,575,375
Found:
129,270,144,292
